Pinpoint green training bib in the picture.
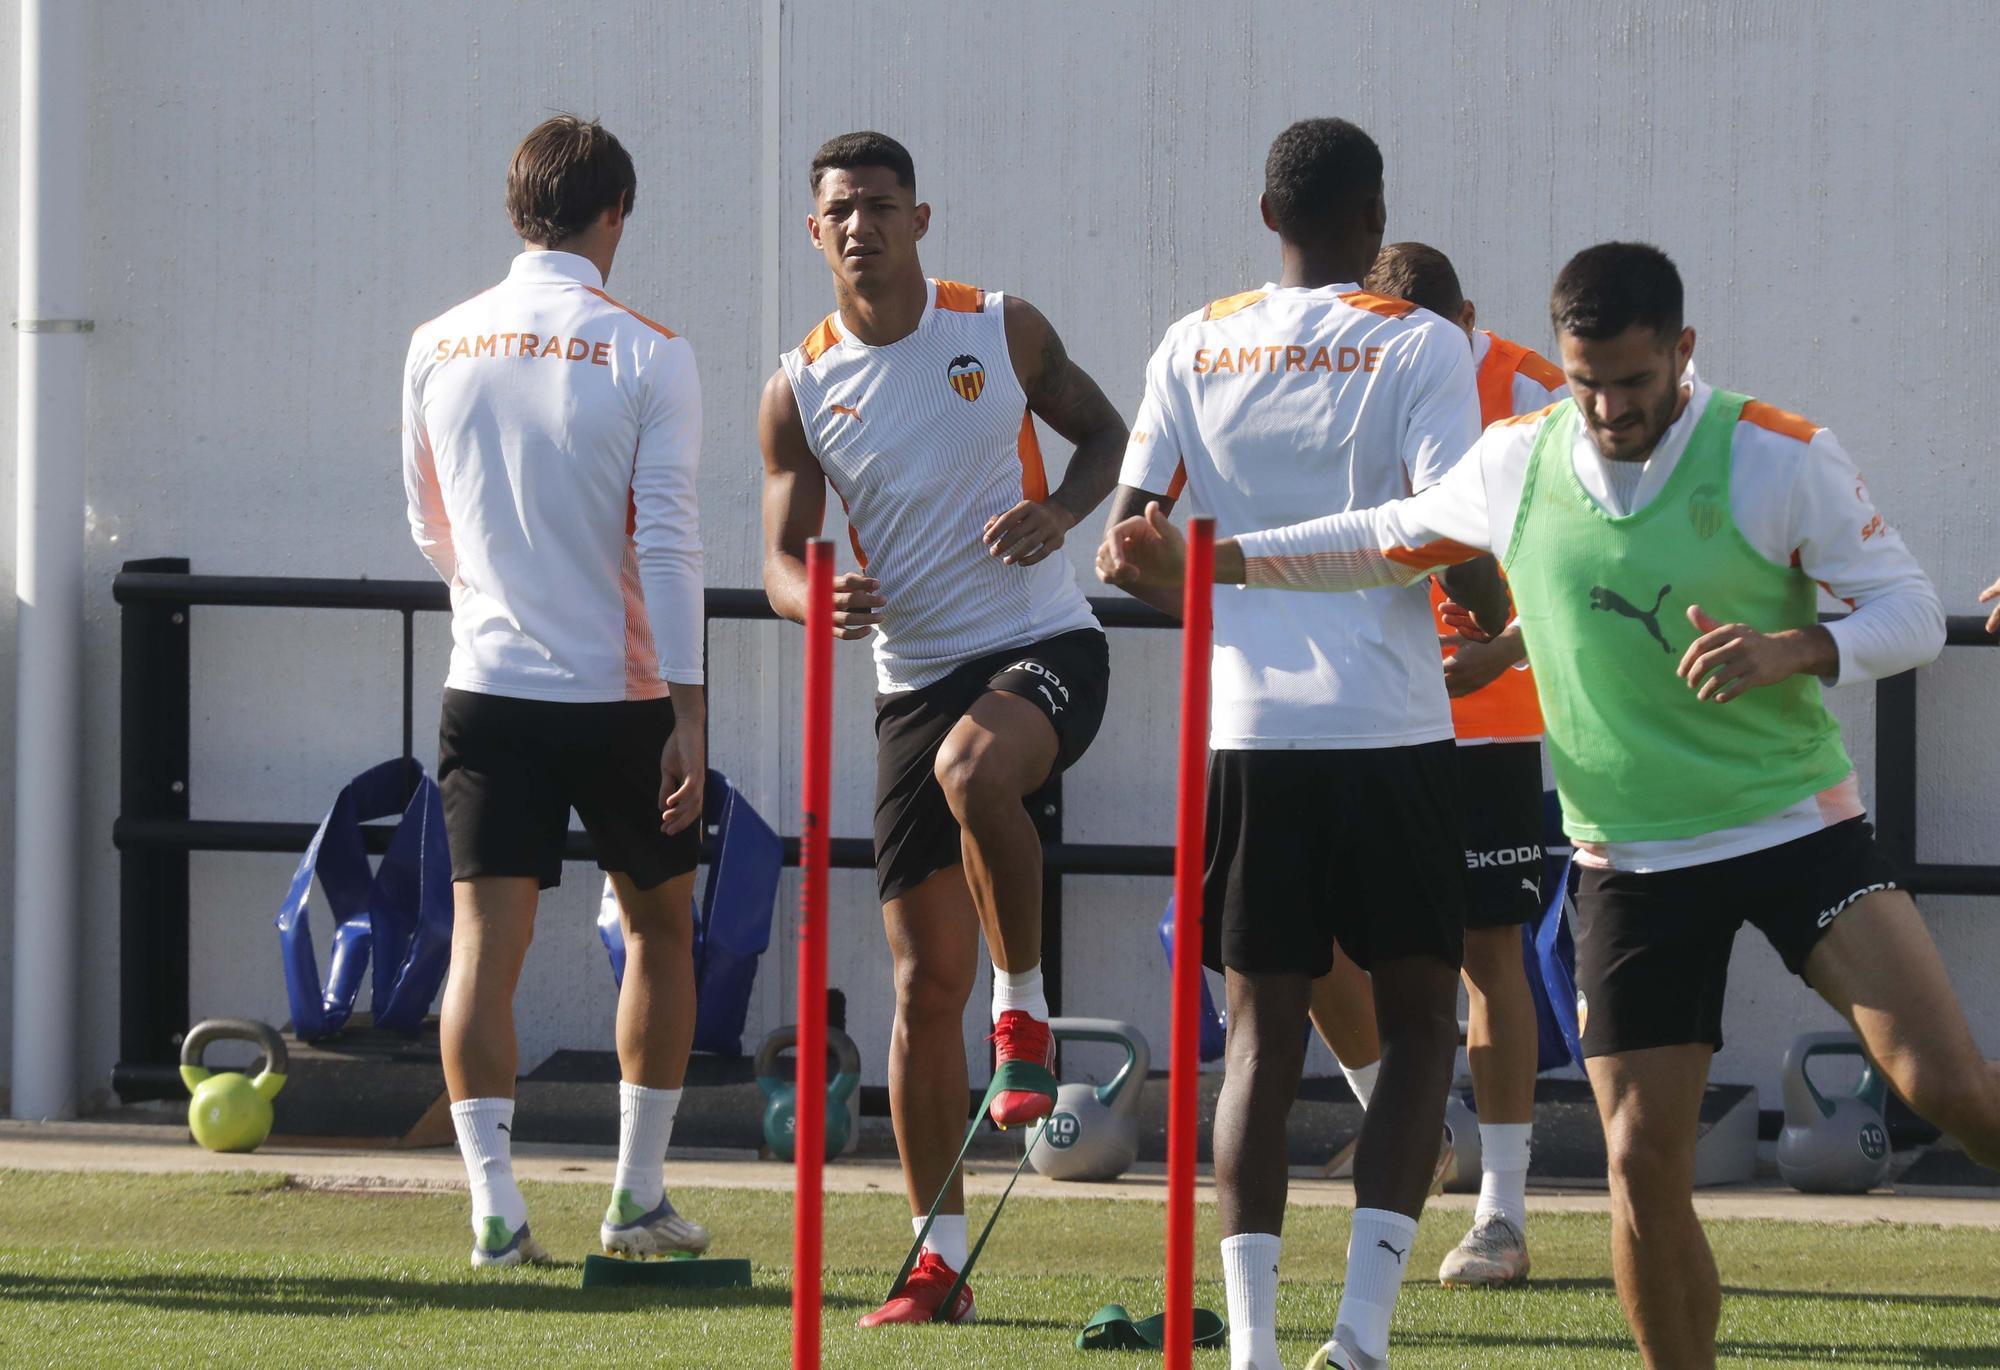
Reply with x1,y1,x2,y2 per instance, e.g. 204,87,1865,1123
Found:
1501,391,1851,843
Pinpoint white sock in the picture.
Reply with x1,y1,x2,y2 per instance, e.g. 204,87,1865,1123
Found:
913,1213,969,1271
450,1097,527,1235
1220,1232,1282,1370
1336,1208,1417,1361
991,964,1048,1021
612,1082,683,1213
1340,1059,1380,1110
1475,1122,1532,1231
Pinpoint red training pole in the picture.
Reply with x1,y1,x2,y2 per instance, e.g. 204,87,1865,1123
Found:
1165,517,1214,1370
792,539,834,1370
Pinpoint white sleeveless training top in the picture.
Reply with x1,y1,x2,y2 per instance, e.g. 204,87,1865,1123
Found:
781,279,1098,693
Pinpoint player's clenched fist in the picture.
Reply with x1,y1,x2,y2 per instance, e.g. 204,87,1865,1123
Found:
1095,502,1186,592
984,499,1076,566
832,572,886,639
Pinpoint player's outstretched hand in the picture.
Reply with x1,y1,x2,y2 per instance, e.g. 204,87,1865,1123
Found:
1095,502,1185,592
1677,604,1819,703
984,499,1076,566
1980,574,2000,635
659,722,705,835
831,572,885,639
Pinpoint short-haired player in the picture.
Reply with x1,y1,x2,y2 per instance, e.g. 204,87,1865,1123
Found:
760,132,1130,1326
1102,241,1999,1370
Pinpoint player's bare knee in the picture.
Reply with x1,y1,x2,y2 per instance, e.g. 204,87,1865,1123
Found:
619,891,693,950
1604,1123,1695,1210
893,954,974,1027
1375,982,1460,1056
1224,1020,1306,1083
622,918,691,958
933,734,1011,820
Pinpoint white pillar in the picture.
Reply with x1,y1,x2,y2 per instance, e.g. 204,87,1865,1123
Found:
11,0,89,1120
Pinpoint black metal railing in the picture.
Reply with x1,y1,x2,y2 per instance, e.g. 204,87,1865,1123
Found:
108,560,1176,1102
108,558,1998,1101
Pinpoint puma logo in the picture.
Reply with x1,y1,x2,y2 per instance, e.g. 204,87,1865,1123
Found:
1036,683,1064,716
1376,1239,1407,1263
828,403,864,425
497,1123,511,1135
1520,878,1539,896
1589,583,1673,654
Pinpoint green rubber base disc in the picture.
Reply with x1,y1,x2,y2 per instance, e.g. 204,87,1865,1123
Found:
581,1254,753,1289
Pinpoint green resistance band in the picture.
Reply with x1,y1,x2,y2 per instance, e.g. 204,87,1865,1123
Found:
1077,1304,1228,1351
885,1057,1059,1320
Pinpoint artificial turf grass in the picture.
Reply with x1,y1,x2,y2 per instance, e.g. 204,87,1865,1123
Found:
0,1170,1995,1368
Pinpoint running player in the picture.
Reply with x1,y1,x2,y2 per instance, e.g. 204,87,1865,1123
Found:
403,116,711,1268
1309,241,1568,1288
1101,120,1503,1370
759,131,1129,1327
1101,242,2000,1370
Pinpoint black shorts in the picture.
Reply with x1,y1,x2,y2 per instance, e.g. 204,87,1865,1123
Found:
1456,741,1547,929
437,687,700,891
872,628,1110,903
1572,816,1900,1057
1203,741,1466,978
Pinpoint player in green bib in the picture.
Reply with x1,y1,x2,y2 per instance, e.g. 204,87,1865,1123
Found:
1100,243,2000,1370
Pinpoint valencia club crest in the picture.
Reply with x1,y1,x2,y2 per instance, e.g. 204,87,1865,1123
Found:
947,354,985,402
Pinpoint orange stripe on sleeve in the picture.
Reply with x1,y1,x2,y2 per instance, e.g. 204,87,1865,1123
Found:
1385,538,1485,569
1165,461,1187,501
1203,289,1268,322
584,287,678,338
932,280,986,313
1337,290,1418,319
1740,400,1821,444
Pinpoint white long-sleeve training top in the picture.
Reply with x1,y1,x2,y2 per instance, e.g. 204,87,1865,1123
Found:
402,251,704,701
1118,283,1482,749
1231,365,1945,871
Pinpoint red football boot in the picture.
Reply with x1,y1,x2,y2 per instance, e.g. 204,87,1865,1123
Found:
987,1009,1057,1128
857,1249,976,1326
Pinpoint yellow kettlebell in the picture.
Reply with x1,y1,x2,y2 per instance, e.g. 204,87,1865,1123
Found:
179,1019,288,1153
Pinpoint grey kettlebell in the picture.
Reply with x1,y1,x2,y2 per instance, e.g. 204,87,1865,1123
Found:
1024,1018,1149,1182
1777,1031,1892,1193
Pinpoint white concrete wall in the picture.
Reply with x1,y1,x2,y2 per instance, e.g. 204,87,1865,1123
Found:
0,0,17,1099
1,0,1994,1113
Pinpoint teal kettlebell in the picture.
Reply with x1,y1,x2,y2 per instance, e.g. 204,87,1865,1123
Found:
755,1025,861,1163
1777,1031,1892,1193
1025,1018,1150,1182
179,1019,288,1153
